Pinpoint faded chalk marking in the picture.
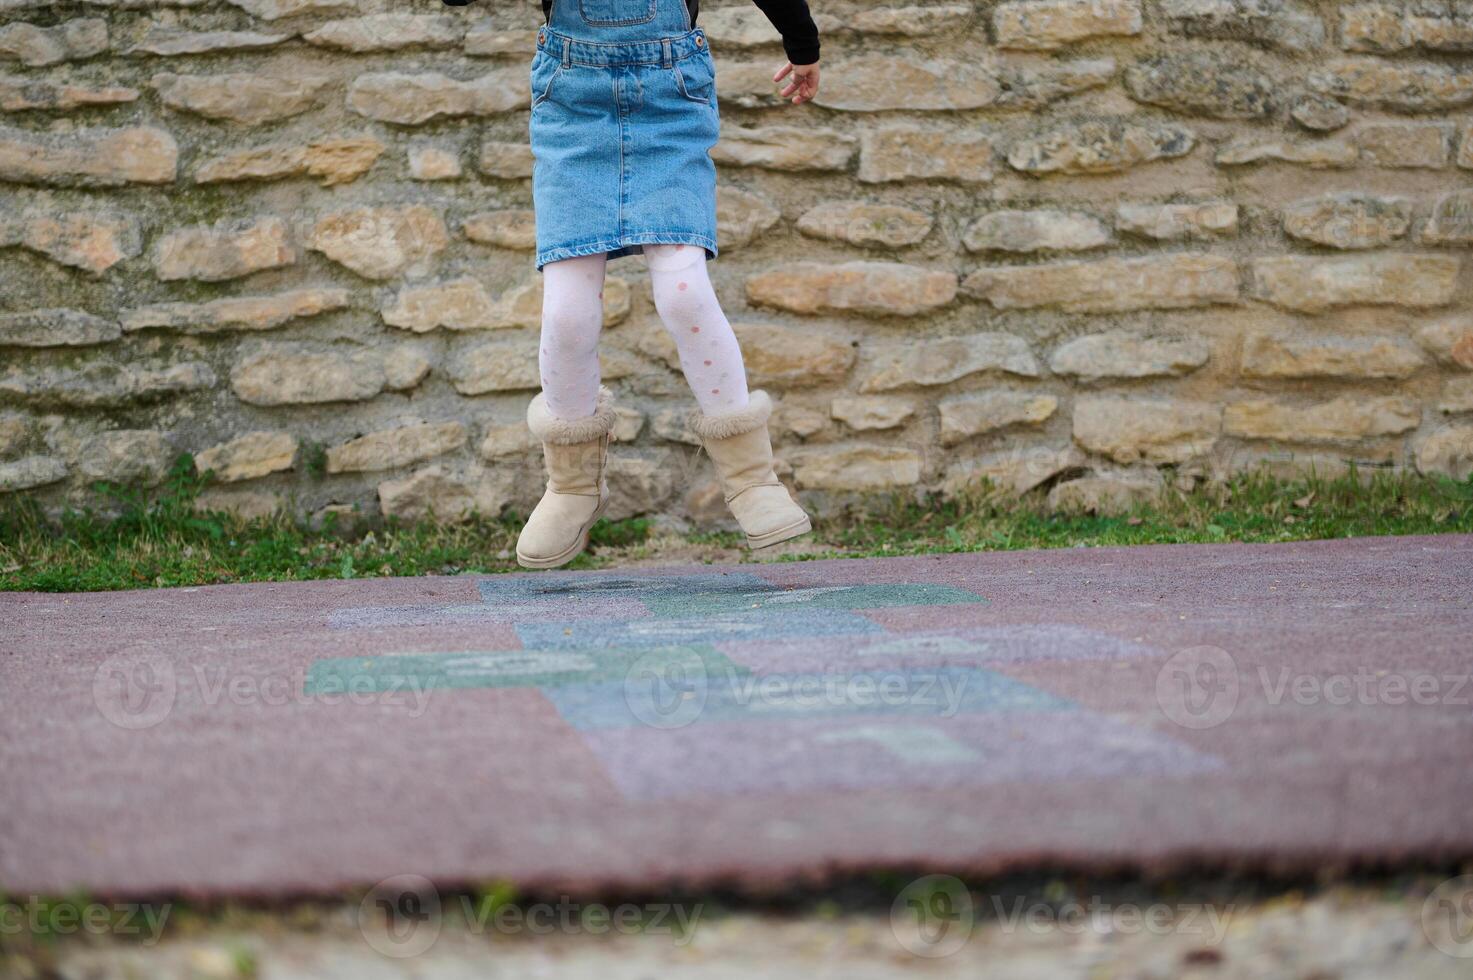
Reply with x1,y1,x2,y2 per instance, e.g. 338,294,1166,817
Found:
441,652,598,679
815,726,983,765
516,607,885,649
305,645,743,694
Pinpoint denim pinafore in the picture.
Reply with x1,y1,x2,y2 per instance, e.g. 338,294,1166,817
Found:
528,0,720,272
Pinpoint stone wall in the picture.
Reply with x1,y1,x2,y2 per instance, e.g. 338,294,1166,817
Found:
1,0,1471,525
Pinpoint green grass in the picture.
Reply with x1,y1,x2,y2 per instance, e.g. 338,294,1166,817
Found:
1,454,1469,593
829,467,1473,556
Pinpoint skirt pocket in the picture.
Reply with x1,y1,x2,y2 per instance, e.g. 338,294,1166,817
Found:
671,50,714,105
530,50,563,108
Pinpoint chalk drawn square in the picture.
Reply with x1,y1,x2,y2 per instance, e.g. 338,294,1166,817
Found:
516,606,886,650
327,598,632,630
477,570,771,606
576,711,1224,800
639,582,988,618
304,644,743,694
719,624,1168,673
544,666,1072,731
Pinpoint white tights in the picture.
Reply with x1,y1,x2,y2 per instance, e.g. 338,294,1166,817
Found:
538,244,750,420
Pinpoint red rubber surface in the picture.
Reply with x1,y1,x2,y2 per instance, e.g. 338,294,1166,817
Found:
2,535,1470,899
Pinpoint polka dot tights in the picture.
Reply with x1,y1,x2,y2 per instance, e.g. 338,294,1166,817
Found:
537,252,607,420
538,245,750,420
644,243,750,416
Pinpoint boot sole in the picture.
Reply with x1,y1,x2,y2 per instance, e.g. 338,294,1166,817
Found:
516,495,609,570
746,514,812,550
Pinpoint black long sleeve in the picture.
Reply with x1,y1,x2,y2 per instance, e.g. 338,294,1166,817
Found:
443,0,821,66
713,0,821,65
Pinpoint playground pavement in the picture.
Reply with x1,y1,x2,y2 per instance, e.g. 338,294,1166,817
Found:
2,534,1470,899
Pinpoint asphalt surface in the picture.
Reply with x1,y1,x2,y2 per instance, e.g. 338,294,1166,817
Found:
2,535,1470,898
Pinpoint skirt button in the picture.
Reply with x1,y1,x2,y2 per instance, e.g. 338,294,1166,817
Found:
695,35,704,46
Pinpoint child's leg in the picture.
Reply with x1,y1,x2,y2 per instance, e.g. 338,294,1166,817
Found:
643,243,750,414
539,252,608,419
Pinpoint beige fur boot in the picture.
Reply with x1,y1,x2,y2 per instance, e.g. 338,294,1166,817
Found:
690,390,811,550
517,386,617,569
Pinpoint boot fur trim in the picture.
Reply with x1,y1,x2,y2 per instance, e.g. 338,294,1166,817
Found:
527,386,617,445
690,390,773,441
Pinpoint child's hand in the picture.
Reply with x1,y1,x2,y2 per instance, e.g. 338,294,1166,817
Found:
773,60,819,105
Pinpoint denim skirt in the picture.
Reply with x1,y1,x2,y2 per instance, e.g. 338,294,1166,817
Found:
527,24,720,271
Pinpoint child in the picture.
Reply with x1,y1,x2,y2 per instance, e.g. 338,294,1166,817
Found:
446,0,822,568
